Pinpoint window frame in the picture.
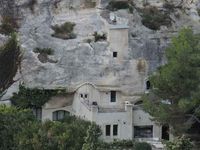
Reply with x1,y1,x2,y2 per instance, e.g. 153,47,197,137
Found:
52,110,70,121
33,107,42,120
134,125,153,138
113,52,118,58
110,91,116,102
105,125,111,136
113,124,118,136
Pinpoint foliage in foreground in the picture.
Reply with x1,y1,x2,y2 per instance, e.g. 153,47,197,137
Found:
82,123,102,150
0,105,100,150
98,139,134,149
0,106,152,150
97,140,151,150
143,28,200,140
0,33,21,95
135,142,152,150
166,135,193,150
0,105,35,150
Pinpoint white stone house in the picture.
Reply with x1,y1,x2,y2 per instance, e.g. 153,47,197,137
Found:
40,23,170,142
41,82,169,142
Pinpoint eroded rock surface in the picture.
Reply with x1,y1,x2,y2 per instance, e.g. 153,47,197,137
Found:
0,0,200,98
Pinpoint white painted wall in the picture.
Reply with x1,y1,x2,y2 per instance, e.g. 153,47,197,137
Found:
99,91,124,108
71,83,134,141
41,83,163,142
108,27,129,61
133,107,162,140
94,105,133,142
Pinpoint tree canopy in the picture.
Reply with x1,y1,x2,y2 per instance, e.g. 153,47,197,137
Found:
143,28,200,137
0,33,21,96
0,105,99,150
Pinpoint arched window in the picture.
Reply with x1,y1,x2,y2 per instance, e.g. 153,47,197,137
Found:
33,107,42,120
53,110,70,121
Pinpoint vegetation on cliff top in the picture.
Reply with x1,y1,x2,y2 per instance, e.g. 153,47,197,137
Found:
51,22,76,40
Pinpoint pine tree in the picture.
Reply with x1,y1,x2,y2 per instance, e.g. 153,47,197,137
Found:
143,28,200,137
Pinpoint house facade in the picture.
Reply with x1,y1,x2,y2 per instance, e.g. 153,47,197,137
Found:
41,82,168,142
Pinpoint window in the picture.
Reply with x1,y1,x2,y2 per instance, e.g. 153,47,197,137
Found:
106,125,111,136
53,110,70,121
110,91,116,102
113,52,118,58
146,81,151,90
80,93,88,99
113,124,118,136
33,107,42,120
134,125,153,138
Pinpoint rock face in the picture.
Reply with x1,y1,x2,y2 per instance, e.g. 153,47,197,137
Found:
0,0,200,97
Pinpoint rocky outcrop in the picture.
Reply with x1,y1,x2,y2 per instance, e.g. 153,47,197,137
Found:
0,0,200,99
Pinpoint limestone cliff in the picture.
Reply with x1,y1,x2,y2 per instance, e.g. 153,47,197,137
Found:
0,0,200,99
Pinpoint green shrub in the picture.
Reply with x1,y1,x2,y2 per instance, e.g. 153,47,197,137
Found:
82,123,102,150
166,136,193,150
33,47,54,55
0,105,95,150
140,6,171,30
0,33,21,93
51,22,76,40
107,1,133,12
93,32,107,42
135,142,152,150
0,16,18,35
97,139,134,149
11,85,66,108
0,105,36,150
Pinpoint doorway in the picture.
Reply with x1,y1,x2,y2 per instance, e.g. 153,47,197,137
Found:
162,124,169,140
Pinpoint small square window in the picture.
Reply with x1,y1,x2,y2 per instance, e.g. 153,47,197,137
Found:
85,94,88,98
113,52,118,58
80,94,83,98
